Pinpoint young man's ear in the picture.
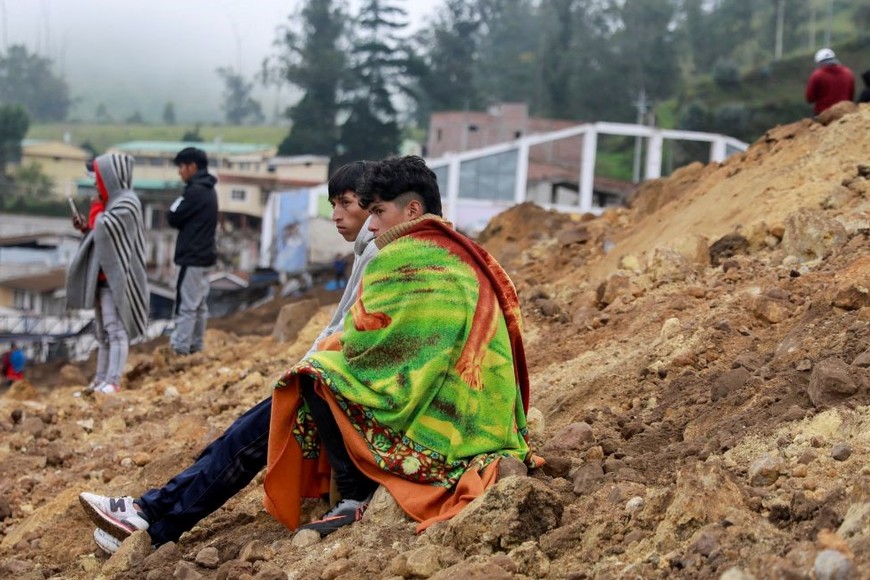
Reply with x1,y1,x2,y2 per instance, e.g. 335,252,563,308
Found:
407,198,423,219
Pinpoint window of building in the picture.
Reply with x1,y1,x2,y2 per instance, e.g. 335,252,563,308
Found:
436,128,443,142
231,189,247,201
13,289,33,310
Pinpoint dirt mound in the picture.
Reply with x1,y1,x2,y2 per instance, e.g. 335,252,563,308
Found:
2,107,870,579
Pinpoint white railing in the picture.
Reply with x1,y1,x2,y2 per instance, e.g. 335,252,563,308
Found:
296,121,748,235
0,314,91,337
1,314,173,363
426,122,748,231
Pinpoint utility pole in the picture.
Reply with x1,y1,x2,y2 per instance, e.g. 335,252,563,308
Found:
0,0,7,50
774,0,785,61
825,0,833,46
632,88,647,184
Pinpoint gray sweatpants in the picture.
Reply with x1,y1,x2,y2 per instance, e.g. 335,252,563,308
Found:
94,286,129,386
171,265,210,354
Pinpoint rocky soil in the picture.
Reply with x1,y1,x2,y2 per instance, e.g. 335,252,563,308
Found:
2,103,870,579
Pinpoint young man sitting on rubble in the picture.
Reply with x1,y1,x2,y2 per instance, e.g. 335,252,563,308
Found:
79,160,379,553
264,155,537,536
80,156,537,551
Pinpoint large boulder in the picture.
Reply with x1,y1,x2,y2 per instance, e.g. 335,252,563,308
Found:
781,208,847,263
431,476,563,553
271,298,320,343
806,357,860,407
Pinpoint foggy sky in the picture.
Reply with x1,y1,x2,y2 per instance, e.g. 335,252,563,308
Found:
1,0,434,124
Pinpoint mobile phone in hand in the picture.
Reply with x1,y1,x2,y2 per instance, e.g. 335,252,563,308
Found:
67,197,80,217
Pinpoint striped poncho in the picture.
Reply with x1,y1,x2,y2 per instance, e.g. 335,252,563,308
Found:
66,153,149,340
265,215,533,532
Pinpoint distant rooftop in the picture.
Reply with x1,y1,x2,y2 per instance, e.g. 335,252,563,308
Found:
269,155,330,166
111,141,275,156
0,267,67,293
76,178,183,190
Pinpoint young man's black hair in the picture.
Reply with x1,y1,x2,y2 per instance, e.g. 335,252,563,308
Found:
173,147,209,170
357,155,443,217
328,160,374,200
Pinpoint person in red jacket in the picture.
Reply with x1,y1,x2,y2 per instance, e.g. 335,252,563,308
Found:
805,48,855,116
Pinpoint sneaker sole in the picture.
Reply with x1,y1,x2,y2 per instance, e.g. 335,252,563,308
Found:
78,495,139,542
298,506,367,536
93,528,121,554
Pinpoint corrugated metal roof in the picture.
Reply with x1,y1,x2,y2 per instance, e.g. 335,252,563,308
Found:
22,140,90,160
111,141,275,155
0,268,67,293
75,178,183,190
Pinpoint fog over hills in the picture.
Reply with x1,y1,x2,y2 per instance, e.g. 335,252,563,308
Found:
2,0,433,125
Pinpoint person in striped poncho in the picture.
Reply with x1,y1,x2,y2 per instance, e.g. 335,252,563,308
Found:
66,153,148,394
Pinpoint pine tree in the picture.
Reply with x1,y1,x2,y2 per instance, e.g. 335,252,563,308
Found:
472,0,541,112
336,0,411,165
0,45,71,122
270,0,346,157
216,67,264,125
416,0,484,116
163,102,177,125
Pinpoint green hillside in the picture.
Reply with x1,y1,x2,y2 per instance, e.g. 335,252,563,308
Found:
664,37,870,143
27,123,288,152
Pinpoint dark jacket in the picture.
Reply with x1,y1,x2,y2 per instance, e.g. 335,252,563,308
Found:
168,170,218,267
858,70,870,104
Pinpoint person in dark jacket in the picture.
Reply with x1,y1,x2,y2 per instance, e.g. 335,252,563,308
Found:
805,48,855,115
168,147,218,355
858,69,870,104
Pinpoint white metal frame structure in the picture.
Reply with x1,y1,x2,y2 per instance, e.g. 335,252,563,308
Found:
425,122,748,232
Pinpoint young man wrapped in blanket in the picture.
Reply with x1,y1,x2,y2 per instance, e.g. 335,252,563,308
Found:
265,155,538,536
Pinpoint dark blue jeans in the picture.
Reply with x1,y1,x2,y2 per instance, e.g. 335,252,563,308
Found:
138,397,273,545
138,382,376,546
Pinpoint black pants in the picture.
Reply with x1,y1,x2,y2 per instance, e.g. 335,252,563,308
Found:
299,376,378,502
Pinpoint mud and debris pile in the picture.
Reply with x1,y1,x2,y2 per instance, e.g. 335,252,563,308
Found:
2,106,870,579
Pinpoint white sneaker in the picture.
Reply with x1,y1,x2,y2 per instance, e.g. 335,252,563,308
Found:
93,527,121,554
74,380,103,398
79,493,150,541
94,382,120,394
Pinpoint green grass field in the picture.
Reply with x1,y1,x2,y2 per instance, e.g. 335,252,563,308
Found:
27,123,288,152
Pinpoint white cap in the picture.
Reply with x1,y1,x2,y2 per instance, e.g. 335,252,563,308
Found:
814,48,835,64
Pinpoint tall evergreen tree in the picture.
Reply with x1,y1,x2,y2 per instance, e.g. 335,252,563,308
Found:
269,0,347,157
0,104,30,198
0,45,71,122
682,0,717,73
337,0,411,165
603,0,680,120
715,0,759,68
416,0,484,116
474,0,542,112
163,102,177,125
216,67,264,125
538,0,609,120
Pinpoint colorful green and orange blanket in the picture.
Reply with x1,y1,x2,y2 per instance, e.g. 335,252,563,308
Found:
264,216,534,531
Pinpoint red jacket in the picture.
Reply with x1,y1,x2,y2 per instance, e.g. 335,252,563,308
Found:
90,169,109,282
805,64,855,115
